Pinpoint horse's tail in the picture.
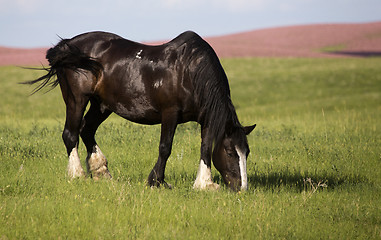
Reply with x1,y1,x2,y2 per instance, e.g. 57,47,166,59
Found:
23,39,103,94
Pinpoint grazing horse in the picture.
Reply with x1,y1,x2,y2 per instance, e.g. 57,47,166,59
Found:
26,31,256,191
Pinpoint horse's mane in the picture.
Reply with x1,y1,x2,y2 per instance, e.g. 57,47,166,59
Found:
181,32,241,145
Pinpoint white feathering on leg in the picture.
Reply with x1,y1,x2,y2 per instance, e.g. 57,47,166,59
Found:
193,159,219,190
67,147,85,178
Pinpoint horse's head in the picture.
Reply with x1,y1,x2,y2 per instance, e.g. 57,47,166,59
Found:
212,124,256,191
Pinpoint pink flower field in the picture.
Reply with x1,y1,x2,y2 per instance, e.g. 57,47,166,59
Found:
1,22,380,66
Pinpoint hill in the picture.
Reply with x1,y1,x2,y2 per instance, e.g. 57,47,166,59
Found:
0,47,48,66
0,22,380,66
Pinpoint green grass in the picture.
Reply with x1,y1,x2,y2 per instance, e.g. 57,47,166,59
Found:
1,58,380,239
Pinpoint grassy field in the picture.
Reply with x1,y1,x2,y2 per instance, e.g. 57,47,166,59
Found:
0,58,380,239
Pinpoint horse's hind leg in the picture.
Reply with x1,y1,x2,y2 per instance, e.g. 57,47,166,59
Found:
80,99,112,179
62,95,89,178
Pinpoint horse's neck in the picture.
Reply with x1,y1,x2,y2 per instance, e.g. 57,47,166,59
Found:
206,98,240,146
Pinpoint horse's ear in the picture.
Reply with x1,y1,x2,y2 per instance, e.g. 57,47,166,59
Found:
244,124,256,135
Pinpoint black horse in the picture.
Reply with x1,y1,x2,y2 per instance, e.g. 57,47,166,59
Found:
26,31,255,191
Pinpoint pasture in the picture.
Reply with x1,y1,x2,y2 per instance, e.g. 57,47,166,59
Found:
0,57,380,239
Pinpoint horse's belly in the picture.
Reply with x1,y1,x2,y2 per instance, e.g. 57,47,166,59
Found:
106,101,161,125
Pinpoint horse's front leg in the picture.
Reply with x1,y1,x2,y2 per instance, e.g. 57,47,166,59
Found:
147,112,177,188
193,127,220,190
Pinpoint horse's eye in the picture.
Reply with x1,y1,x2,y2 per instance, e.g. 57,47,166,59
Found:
225,148,236,158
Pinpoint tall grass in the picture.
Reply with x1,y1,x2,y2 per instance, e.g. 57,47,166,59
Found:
0,58,380,239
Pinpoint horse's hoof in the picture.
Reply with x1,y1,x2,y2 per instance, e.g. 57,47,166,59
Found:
92,166,112,180
193,181,220,191
148,180,172,189
67,169,86,179
163,182,173,189
207,182,220,190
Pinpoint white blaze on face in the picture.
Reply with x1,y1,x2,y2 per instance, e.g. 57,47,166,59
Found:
236,147,248,191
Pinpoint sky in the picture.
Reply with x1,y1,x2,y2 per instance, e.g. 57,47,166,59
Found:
1,0,380,48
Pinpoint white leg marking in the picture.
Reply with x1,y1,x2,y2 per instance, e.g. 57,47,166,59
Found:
86,145,111,179
236,147,248,191
87,145,106,171
67,148,85,178
193,160,219,190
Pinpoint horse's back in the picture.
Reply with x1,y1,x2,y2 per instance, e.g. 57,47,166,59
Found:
69,31,124,47
65,30,214,65
55,30,224,125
